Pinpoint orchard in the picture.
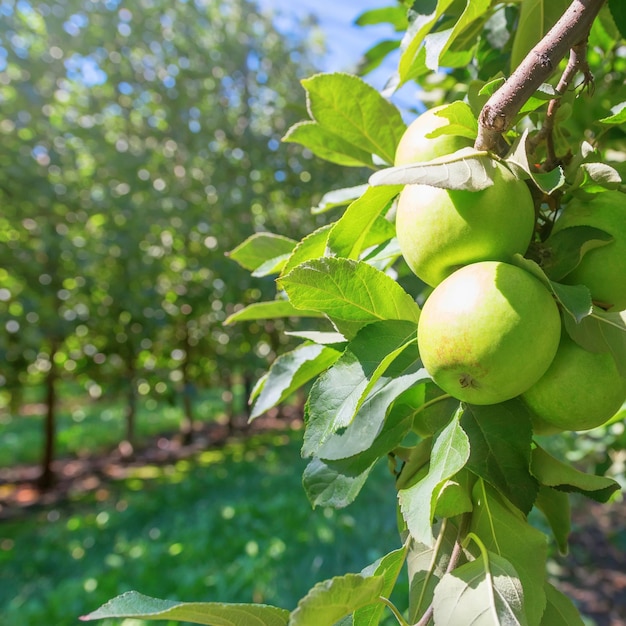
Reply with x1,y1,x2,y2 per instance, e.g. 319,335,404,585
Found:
83,1,626,626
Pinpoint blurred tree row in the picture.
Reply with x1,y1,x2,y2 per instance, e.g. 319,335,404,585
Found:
0,0,363,485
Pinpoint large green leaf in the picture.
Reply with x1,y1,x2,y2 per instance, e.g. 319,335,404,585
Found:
460,400,538,515
327,185,401,259
303,320,426,460
224,300,324,325
354,547,408,626
423,0,491,71
540,583,586,626
369,148,494,191
283,121,375,168
433,551,526,626
534,486,570,555
405,525,459,623
278,258,420,339
250,343,342,420
281,225,333,277
563,308,626,377
470,482,547,626
530,445,620,502
541,225,614,281
609,0,626,39
302,384,418,508
398,408,470,546
80,591,289,625
300,73,406,165
398,0,456,86
289,573,385,626
227,233,297,272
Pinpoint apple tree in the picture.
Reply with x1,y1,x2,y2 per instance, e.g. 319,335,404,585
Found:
84,1,626,625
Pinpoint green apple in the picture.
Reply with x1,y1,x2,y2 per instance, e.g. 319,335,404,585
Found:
521,332,626,432
396,162,536,286
394,103,474,165
417,261,561,405
552,191,626,311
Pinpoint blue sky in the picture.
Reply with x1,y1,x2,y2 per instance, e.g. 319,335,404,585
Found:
256,0,420,114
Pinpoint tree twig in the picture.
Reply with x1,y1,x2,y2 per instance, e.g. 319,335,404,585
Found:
475,0,606,153
529,39,594,168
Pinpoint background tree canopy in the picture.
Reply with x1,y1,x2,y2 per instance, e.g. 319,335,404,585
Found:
0,0,364,480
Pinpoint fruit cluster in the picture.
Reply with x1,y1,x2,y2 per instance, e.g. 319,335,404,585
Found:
396,104,626,433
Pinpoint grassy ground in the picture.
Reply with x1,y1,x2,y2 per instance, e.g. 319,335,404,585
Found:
0,384,233,468
0,430,408,626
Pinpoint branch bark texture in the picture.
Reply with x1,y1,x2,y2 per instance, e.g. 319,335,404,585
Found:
475,0,606,152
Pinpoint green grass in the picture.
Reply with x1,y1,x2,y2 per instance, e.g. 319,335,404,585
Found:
0,384,232,467
0,430,408,626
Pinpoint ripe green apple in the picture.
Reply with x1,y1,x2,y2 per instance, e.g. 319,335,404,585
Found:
521,332,626,432
396,163,536,286
417,261,561,405
552,191,626,311
394,104,474,165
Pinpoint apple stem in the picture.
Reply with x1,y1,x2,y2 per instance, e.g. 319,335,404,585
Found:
474,0,606,154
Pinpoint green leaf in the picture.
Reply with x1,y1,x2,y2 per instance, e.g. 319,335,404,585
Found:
510,0,571,72
398,408,470,546
433,469,475,519
284,330,346,345
541,225,614,281
314,185,369,215
224,300,324,325
405,525,459,623
80,591,289,625
433,551,527,626
460,400,538,515
398,0,456,86
227,233,297,272
426,101,478,141
609,0,626,39
302,456,375,510
278,258,421,339
281,225,332,277
283,121,375,168
300,73,406,165
575,162,622,192
423,0,491,71
289,573,385,626
563,308,626,377
305,351,426,461
359,39,402,75
506,131,565,194
327,185,401,259
530,445,620,502
355,6,407,30
470,482,547,626
540,583,586,626
303,321,426,459
549,282,593,323
302,385,418,508
534,486,570,555
369,148,495,191
250,344,342,420
354,547,408,626
598,101,626,125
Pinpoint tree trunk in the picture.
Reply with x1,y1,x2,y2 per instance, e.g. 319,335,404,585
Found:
38,345,58,490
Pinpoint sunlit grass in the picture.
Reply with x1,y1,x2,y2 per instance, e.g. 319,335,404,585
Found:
0,384,230,467
0,431,407,626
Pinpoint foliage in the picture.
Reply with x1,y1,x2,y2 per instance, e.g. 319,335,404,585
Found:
0,432,405,626
41,0,626,625
0,0,365,477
